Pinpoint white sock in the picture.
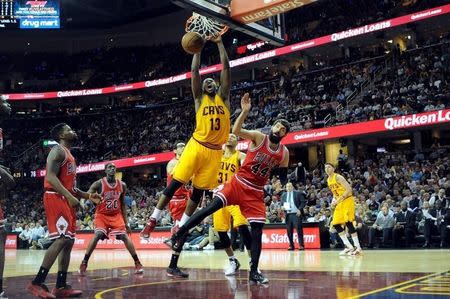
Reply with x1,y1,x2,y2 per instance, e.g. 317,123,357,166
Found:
179,213,191,226
229,255,236,261
339,233,353,249
151,208,162,221
351,233,361,249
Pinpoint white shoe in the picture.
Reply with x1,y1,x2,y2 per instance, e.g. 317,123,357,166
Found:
225,259,241,276
0,291,8,299
351,248,362,256
339,247,354,256
190,244,200,250
203,244,215,250
182,243,191,250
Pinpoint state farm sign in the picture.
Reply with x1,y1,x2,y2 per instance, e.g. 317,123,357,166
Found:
262,227,320,249
68,226,321,250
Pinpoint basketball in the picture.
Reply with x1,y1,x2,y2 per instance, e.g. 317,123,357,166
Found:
181,32,205,54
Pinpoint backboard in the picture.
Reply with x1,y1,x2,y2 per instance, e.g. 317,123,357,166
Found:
172,0,286,46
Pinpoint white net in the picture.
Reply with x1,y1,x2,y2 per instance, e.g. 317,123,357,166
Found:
186,13,228,40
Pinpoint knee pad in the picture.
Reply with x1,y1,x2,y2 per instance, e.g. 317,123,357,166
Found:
191,188,206,204
346,222,356,234
218,232,231,248
333,224,344,234
163,179,184,198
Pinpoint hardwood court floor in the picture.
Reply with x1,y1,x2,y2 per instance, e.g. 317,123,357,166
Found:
5,249,450,298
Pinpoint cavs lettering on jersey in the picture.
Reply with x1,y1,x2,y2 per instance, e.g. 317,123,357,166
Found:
327,173,346,199
193,94,230,148
44,145,77,195
96,178,123,215
218,151,240,184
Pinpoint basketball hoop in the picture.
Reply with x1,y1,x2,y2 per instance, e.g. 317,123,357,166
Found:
185,13,228,40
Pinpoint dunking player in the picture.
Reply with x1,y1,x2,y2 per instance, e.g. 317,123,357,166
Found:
27,123,102,298
0,96,14,299
325,163,362,256
140,36,231,277
171,93,290,284
79,163,143,276
214,133,252,276
167,143,191,231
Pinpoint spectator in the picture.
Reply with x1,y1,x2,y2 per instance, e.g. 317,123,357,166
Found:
392,201,416,248
368,205,395,248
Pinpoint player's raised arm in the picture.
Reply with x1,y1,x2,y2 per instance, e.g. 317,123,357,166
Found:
191,53,202,111
212,36,231,109
232,93,264,146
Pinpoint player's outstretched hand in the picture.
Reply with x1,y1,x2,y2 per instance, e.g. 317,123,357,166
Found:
89,193,103,205
210,35,222,43
241,93,251,112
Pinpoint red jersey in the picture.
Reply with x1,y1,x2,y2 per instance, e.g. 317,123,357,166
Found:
236,135,286,189
96,178,123,215
167,173,191,199
44,145,77,195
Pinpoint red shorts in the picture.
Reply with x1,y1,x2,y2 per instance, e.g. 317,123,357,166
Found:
94,213,126,237
215,176,266,223
169,197,188,222
43,191,77,240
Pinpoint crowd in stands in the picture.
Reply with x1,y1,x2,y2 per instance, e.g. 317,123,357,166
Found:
4,147,449,249
3,35,448,173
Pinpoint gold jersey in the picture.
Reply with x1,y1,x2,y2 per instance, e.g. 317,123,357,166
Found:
218,150,240,184
193,93,230,148
327,173,347,199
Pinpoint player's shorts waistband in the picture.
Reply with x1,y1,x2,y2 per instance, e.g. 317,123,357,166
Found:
235,175,264,190
192,137,222,150
44,189,59,194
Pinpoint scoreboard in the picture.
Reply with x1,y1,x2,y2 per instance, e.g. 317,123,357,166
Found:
0,0,60,29
0,0,18,29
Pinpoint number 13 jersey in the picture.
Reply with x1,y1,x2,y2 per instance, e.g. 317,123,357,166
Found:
193,94,230,148
96,178,123,215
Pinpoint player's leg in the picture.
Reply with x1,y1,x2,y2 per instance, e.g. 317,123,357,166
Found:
141,139,200,238
167,196,224,277
176,147,222,228
248,222,268,284
79,230,106,275
116,234,143,274
178,188,209,228
332,202,354,255
51,237,82,297
345,199,361,255
346,222,362,255
28,193,75,298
